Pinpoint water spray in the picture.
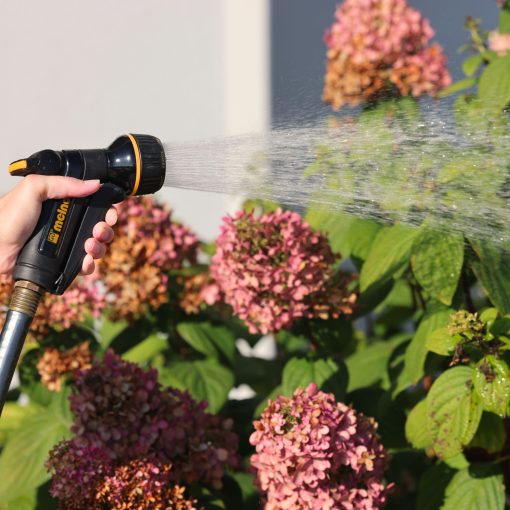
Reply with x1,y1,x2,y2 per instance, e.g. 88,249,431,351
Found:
0,134,166,414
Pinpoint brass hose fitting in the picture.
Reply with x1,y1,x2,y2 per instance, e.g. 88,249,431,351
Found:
9,280,44,317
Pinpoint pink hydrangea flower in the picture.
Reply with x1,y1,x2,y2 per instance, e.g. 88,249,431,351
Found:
210,209,355,334
250,384,391,509
323,0,451,109
488,31,510,55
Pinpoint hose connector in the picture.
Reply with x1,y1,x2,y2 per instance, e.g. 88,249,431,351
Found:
9,280,44,317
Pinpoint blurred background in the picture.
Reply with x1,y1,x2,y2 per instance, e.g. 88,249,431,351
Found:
0,0,499,239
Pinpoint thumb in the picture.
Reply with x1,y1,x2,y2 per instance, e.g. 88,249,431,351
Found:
23,175,101,201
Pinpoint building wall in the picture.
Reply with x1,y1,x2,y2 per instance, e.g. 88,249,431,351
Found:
0,0,269,239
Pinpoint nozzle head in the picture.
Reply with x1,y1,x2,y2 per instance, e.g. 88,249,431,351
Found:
129,134,166,196
106,134,165,196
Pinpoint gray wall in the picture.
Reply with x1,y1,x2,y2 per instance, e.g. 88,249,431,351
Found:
271,0,500,126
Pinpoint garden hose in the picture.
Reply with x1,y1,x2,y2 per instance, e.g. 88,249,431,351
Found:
0,134,166,414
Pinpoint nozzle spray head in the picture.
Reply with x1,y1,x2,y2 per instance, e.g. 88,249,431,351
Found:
8,133,166,196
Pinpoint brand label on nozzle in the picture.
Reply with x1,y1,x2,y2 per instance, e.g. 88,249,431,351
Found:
39,198,74,257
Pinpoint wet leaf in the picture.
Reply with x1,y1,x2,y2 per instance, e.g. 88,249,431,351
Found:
473,356,510,417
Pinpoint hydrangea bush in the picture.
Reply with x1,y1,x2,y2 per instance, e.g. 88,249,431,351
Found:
1,1,510,509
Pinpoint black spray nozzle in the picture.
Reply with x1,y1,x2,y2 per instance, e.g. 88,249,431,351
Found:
8,133,166,197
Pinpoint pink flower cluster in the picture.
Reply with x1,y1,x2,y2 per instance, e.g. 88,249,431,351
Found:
323,0,451,109
211,209,355,334
250,384,390,509
488,31,510,55
47,351,238,509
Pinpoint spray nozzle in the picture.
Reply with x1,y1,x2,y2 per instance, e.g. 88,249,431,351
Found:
8,134,166,196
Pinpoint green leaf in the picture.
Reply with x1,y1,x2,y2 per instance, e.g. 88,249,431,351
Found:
0,403,39,444
469,412,506,453
360,224,418,291
177,322,236,365
342,219,382,260
441,466,505,510
159,360,234,413
426,327,458,356
411,230,464,305
405,400,431,449
394,307,452,395
2,491,36,510
473,356,510,417
462,54,483,77
416,464,455,510
304,209,354,256
123,334,168,364
346,336,407,392
426,366,483,459
478,54,510,110
471,241,510,314
0,392,72,501
282,357,348,401
499,5,510,33
98,317,129,348
438,78,476,97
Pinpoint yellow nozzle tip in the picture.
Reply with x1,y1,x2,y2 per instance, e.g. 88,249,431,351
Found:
8,159,28,174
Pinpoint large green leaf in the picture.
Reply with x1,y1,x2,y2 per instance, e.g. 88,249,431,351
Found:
0,403,39,444
473,356,510,417
405,400,431,450
304,209,354,256
426,366,483,459
282,357,347,401
346,336,407,392
426,327,458,356
160,360,234,413
441,466,505,510
462,54,483,77
411,229,464,305
471,241,510,314
394,307,452,395
478,54,510,110
177,322,236,365
1,491,36,510
123,334,168,364
360,224,418,291
469,412,506,454
0,391,72,501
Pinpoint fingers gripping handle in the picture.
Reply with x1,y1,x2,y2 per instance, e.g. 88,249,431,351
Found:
53,184,125,294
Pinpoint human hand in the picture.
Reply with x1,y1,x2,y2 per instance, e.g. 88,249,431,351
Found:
0,175,118,275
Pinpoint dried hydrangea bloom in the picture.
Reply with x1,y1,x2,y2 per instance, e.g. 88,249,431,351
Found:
210,209,356,334
36,341,93,392
250,384,390,509
94,196,199,321
46,439,112,510
178,272,221,314
323,0,451,109
488,30,510,55
69,350,238,488
0,274,104,339
96,459,198,510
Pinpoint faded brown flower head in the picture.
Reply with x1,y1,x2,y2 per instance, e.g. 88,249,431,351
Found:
37,341,93,392
178,272,221,315
93,197,199,322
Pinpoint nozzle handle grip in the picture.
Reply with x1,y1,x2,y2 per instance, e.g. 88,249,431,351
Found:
53,184,125,294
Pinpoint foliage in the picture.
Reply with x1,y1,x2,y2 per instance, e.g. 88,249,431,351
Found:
2,1,510,509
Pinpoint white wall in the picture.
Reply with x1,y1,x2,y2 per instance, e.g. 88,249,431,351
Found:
0,0,269,239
